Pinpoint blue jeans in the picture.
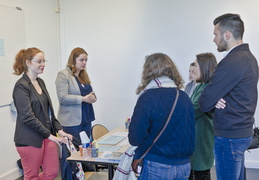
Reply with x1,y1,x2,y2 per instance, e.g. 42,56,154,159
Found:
214,136,252,180
138,159,190,180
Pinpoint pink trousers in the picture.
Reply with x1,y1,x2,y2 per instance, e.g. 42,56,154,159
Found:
17,139,59,180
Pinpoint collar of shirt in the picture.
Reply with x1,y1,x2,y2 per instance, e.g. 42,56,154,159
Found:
223,43,243,57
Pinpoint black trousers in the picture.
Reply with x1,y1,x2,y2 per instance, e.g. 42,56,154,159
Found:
188,169,211,180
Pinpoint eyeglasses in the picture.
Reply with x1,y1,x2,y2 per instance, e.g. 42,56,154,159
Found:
32,60,48,65
78,59,87,62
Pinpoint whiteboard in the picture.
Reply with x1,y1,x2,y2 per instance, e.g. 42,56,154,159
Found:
0,5,26,106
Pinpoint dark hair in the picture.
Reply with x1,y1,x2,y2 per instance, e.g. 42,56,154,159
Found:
13,47,43,75
67,47,91,84
136,53,184,94
196,53,217,83
190,62,195,66
213,13,244,40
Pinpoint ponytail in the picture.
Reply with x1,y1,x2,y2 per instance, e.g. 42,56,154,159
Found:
13,47,43,75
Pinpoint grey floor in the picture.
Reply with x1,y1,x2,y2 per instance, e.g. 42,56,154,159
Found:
210,166,259,180
245,168,259,180
15,166,259,180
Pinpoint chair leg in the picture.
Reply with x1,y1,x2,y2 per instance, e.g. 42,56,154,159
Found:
95,164,99,172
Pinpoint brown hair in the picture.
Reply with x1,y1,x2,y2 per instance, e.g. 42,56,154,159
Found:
67,47,91,84
13,47,43,75
196,53,217,83
136,53,184,94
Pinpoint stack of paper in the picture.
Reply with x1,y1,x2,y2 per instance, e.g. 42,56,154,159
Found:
98,136,125,145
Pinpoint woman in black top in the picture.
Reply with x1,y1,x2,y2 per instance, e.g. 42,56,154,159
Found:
13,47,72,180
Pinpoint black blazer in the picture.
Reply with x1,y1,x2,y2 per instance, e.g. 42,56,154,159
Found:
13,73,62,148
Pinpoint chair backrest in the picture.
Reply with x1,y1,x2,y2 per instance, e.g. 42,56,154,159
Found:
91,124,109,140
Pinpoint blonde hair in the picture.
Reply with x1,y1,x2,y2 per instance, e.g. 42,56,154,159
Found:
13,47,43,75
67,47,91,84
136,53,184,94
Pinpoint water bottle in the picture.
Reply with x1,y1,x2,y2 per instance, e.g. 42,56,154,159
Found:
79,131,91,158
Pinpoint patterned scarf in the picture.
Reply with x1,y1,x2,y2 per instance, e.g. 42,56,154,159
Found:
139,76,176,97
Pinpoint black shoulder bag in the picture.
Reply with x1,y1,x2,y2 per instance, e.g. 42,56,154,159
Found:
248,123,259,150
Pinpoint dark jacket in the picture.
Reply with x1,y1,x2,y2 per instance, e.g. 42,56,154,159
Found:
128,88,195,165
13,73,62,148
199,44,258,138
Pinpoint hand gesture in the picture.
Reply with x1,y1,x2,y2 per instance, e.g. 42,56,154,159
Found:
82,92,97,103
215,98,226,109
58,130,73,141
48,134,68,145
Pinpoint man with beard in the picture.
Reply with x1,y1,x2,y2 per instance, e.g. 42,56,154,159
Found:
199,13,258,180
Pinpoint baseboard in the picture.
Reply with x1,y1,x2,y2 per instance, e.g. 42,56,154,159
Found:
245,160,259,169
0,168,22,180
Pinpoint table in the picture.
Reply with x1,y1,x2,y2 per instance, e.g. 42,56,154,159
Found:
67,127,129,180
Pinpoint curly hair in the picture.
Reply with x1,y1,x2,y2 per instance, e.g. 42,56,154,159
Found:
136,53,184,94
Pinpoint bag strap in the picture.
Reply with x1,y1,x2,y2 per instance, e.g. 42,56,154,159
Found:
140,88,179,160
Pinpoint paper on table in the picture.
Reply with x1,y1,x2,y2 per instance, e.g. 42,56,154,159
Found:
118,138,130,146
98,151,123,162
98,136,125,145
98,145,121,153
113,132,128,137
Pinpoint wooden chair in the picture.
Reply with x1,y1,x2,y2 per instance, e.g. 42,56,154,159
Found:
91,124,109,141
91,124,109,171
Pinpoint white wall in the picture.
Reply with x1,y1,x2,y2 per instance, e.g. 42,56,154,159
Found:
0,0,59,179
0,0,259,179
